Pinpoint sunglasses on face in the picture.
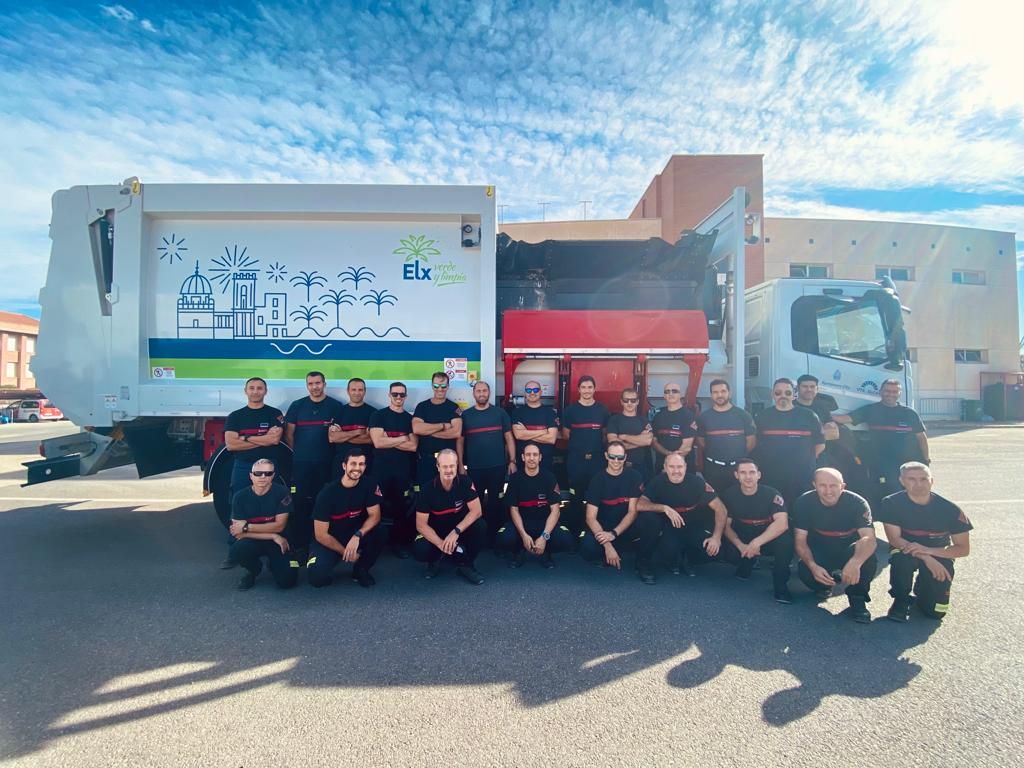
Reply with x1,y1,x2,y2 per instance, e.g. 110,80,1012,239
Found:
390,392,407,398
251,470,274,477
664,388,681,394
607,454,627,461
622,397,639,404
524,387,541,394
432,382,449,389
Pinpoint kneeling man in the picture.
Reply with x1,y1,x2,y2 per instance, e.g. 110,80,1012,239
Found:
307,450,385,588
498,442,573,568
227,459,298,590
579,442,644,570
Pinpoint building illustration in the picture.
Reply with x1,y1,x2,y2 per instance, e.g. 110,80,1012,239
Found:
177,262,287,339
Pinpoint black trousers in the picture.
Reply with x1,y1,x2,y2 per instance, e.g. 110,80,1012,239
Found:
289,460,332,551
468,465,508,545
889,551,954,618
566,454,601,535
306,524,385,587
702,461,738,495
413,516,485,567
496,516,573,554
797,540,877,600
228,539,298,588
376,470,415,547
721,527,794,592
633,510,718,569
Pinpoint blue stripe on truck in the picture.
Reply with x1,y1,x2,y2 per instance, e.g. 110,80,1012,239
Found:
148,338,482,361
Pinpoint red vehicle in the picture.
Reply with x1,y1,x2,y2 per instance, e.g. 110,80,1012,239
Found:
13,399,64,422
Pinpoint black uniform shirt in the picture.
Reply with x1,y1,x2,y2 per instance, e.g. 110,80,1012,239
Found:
849,403,926,473
313,476,382,538
461,405,512,470
368,407,414,478
511,404,560,469
791,489,872,546
563,402,610,459
225,405,285,467
585,468,643,527
505,469,561,522
607,412,654,475
696,406,755,462
284,396,343,464
335,402,377,466
797,393,838,424
231,484,292,523
652,406,698,453
720,484,785,534
754,407,824,481
878,490,972,549
416,474,479,519
641,472,717,517
413,399,462,464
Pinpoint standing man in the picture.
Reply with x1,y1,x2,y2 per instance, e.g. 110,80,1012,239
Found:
795,374,839,424
562,375,610,534
414,449,486,585
754,378,825,507
652,381,698,473
878,462,972,622
284,371,342,556
696,379,756,493
498,442,572,568
834,378,928,507
510,380,559,471
224,377,286,498
719,458,793,603
792,468,877,623
635,453,727,584
606,388,654,480
412,372,463,489
330,377,376,478
226,459,298,591
579,441,644,570
457,380,517,545
306,450,385,588
368,382,418,557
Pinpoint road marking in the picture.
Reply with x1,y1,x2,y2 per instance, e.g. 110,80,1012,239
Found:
0,497,208,504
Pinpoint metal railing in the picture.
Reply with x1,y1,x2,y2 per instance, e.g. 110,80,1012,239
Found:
918,397,962,420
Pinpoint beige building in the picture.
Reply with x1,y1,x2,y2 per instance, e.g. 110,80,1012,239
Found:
0,311,39,397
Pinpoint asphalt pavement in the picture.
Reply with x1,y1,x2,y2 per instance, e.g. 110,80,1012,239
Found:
0,422,1021,767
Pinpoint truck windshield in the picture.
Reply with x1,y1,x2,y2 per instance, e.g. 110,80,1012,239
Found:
791,294,899,367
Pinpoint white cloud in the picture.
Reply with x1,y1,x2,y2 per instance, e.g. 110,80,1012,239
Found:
99,4,135,22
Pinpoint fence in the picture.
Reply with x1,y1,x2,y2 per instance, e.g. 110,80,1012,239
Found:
917,397,962,421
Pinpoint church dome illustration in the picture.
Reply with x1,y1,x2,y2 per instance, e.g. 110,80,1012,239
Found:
180,262,213,296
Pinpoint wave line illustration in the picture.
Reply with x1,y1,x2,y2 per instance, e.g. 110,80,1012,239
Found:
295,326,411,339
270,342,333,356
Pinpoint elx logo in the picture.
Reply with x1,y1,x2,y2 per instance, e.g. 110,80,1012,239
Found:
395,235,440,282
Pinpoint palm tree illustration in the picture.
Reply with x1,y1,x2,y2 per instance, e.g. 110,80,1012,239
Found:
290,270,328,302
392,235,441,262
290,303,328,332
320,289,355,329
338,265,376,291
361,289,398,317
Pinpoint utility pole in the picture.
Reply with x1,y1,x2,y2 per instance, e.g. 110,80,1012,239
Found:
498,204,509,226
580,200,592,221
539,202,552,222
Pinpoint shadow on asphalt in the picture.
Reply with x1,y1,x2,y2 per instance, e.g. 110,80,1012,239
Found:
0,501,938,759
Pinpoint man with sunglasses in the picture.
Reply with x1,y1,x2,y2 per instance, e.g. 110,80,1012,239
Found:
457,380,517,546
369,382,418,557
412,372,463,488
414,448,486,585
227,459,298,591
306,449,385,588
562,375,611,535
329,377,376,478
511,380,559,472
579,441,643,570
652,382,698,473
635,452,727,583
695,379,756,494
607,388,654,481
754,377,825,507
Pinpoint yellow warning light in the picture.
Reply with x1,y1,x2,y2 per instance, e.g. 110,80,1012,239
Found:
485,186,494,197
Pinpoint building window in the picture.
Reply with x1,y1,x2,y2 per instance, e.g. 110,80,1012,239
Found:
764,237,771,244
952,270,985,285
954,349,987,363
876,266,914,281
808,238,815,244
851,239,857,246
4,362,14,377
5,336,14,352
26,338,35,354
790,263,831,278
272,310,279,321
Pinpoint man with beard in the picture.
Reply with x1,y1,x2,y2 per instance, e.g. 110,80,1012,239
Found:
754,378,824,506
695,378,756,494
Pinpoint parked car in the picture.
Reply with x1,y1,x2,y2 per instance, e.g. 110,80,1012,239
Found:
12,399,64,422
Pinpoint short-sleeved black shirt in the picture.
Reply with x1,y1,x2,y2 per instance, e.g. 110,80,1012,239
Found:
754,407,824,483
505,469,561,522
368,407,414,478
511,404,560,469
878,490,972,549
313,476,383,538
696,406,755,462
652,406,698,453
225,404,285,467
641,472,717,517
585,468,643,527
231,484,292,523
797,393,838,424
416,474,479,519
606,412,654,476
720,484,786,535
461,405,512,470
791,489,872,546
413,398,462,465
284,396,342,464
563,402,610,459
335,402,377,466
849,403,926,474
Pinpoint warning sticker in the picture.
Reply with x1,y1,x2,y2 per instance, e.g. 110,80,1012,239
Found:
152,366,176,379
443,357,468,382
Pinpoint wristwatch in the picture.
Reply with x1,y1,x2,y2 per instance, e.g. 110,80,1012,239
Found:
454,526,463,536
242,521,250,533
541,531,551,541
243,434,250,442
353,530,363,539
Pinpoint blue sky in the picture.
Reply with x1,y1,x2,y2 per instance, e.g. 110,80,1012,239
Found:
1,0,1021,334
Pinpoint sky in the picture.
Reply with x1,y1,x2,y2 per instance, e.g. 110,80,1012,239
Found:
0,0,1021,336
